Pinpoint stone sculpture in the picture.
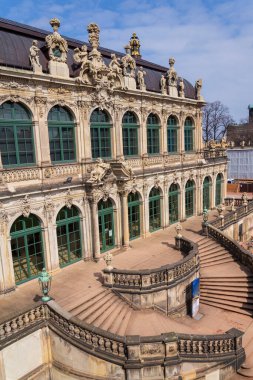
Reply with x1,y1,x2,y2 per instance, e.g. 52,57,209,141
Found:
166,58,178,97
121,44,136,90
178,77,185,98
195,79,203,100
88,158,110,183
29,40,42,74
137,66,146,91
160,75,167,95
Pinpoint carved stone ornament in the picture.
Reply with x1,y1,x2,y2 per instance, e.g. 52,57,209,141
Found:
178,77,185,98
0,202,8,234
160,75,167,95
44,195,55,222
195,79,203,100
166,57,178,97
29,40,42,74
154,174,160,189
87,158,111,183
121,44,136,78
34,96,47,118
20,195,31,218
137,66,146,91
65,189,73,209
45,18,68,63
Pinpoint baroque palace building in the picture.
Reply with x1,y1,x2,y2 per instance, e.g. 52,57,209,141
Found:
0,17,227,295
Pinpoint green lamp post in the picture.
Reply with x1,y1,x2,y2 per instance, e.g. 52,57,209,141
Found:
38,268,52,302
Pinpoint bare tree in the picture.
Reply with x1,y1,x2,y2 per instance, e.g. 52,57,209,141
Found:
202,101,235,143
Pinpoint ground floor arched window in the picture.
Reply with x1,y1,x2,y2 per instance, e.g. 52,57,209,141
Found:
185,180,195,218
169,183,180,224
128,192,141,240
98,199,115,253
11,214,44,284
56,206,82,267
215,173,223,206
149,187,161,232
203,176,211,210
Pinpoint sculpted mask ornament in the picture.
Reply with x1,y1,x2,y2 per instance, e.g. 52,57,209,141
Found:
45,18,68,63
29,40,42,73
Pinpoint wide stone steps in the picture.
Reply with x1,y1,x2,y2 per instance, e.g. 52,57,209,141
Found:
200,257,235,268
200,298,253,316
200,295,253,314
200,291,253,304
199,252,234,264
200,285,253,293
199,245,228,256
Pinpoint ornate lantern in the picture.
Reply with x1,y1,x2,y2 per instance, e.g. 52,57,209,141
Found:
38,268,52,302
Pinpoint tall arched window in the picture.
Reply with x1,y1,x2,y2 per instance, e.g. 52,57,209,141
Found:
203,177,211,210
216,173,223,206
149,187,161,232
90,109,111,159
147,113,160,154
122,111,139,156
167,115,178,153
0,101,35,167
184,117,194,152
11,214,44,284
169,183,180,224
98,199,115,253
185,180,195,218
128,192,141,240
56,206,82,267
48,106,76,163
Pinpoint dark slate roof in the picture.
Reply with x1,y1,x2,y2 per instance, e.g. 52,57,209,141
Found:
0,18,195,99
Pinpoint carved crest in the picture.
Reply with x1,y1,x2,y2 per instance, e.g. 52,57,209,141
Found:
65,189,73,209
45,18,68,63
20,195,31,218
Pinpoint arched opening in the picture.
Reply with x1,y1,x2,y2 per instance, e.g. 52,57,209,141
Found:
0,101,35,167
169,183,180,224
56,206,82,267
216,173,223,206
48,105,76,163
184,117,194,152
90,108,112,159
203,176,211,210
122,111,139,156
11,214,44,284
185,180,195,218
147,113,160,154
149,187,161,232
167,115,178,153
128,192,141,240
98,198,115,253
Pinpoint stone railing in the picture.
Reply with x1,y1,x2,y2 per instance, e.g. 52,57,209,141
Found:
103,237,199,293
224,197,246,207
203,148,227,159
0,302,244,369
209,200,253,230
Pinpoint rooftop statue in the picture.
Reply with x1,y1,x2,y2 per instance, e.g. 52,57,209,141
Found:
45,18,68,63
137,66,146,91
178,77,185,98
29,40,42,74
195,79,203,100
129,32,141,58
166,57,178,97
121,44,137,90
160,74,167,95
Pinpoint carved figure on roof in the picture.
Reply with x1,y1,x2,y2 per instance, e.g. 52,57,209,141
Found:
121,44,136,90
166,58,178,97
45,18,68,63
109,54,122,75
29,40,42,74
178,77,185,98
129,32,141,58
73,45,91,84
195,79,203,100
137,66,146,91
88,158,111,183
160,75,167,95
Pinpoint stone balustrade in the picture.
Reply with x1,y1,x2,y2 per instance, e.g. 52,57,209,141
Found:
203,148,227,159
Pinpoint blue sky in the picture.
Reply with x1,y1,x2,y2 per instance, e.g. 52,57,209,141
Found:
1,0,252,122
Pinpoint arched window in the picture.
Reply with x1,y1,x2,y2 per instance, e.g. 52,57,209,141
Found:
48,106,76,163
203,177,211,210
90,109,111,159
216,173,223,206
185,180,195,217
56,206,82,267
0,102,35,167
149,187,161,232
122,111,139,156
169,183,180,224
11,214,44,284
167,115,178,153
98,199,115,252
184,117,194,152
147,113,160,154
128,192,141,239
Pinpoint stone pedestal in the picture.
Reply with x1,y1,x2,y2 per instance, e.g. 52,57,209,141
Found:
48,61,69,78
123,76,136,90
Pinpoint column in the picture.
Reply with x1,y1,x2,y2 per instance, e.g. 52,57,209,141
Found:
0,223,16,294
121,191,130,247
42,222,60,275
114,107,123,159
90,198,101,261
143,187,150,237
34,96,51,166
83,106,92,162
161,111,168,154
77,101,86,162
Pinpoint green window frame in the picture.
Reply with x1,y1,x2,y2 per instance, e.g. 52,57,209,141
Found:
169,183,179,224
56,206,82,267
128,192,141,240
185,180,194,218
0,102,35,167
11,214,45,285
147,113,160,155
48,106,76,163
203,177,211,210
215,173,223,206
98,199,115,253
90,109,112,159
167,116,178,153
184,117,194,152
122,111,139,156
149,187,161,232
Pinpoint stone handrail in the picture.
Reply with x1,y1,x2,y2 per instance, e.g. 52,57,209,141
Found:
203,148,227,159
103,237,199,293
0,303,244,367
224,197,246,207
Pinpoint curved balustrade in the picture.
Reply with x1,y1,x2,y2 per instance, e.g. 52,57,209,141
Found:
103,237,199,293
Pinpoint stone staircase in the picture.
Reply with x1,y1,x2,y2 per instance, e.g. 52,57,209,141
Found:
198,236,253,316
59,285,134,335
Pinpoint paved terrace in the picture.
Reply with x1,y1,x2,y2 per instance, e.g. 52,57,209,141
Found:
0,211,252,338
